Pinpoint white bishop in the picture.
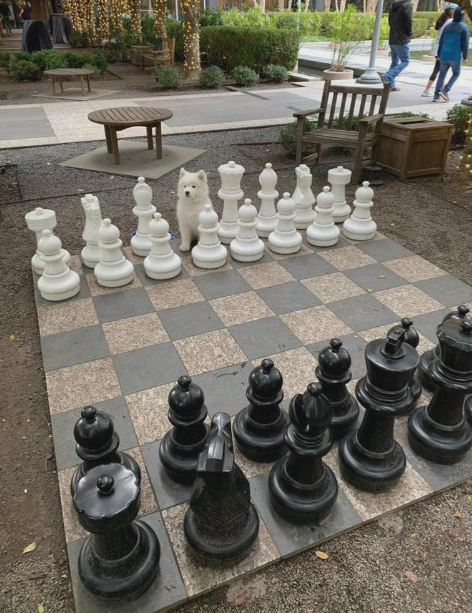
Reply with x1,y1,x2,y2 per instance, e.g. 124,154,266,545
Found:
144,213,182,279
131,177,156,257
268,193,302,255
230,199,264,263
37,230,80,302
95,219,135,287
192,204,228,269
256,163,278,237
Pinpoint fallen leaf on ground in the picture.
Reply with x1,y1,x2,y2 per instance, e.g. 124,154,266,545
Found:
404,570,420,583
453,510,463,519
378,274,386,279
409,532,417,538
315,550,329,560
235,593,245,606
38,604,44,613
22,542,37,554
10,335,15,341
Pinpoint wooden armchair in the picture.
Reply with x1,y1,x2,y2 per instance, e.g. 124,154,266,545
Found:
140,38,176,70
294,80,390,183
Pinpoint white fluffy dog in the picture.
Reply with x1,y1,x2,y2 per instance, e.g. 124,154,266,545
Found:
177,168,212,252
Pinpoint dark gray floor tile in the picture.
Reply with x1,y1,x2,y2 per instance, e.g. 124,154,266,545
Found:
93,288,154,323
113,343,186,394
41,325,109,371
410,308,452,342
142,440,193,510
229,316,301,360
250,471,362,558
134,263,189,287
328,294,398,332
356,238,413,262
51,397,137,471
307,333,368,380
280,253,337,280
67,511,187,613
230,249,274,268
415,276,472,308
34,273,90,308
345,263,407,292
159,301,224,341
257,281,321,315
192,361,254,417
194,269,251,299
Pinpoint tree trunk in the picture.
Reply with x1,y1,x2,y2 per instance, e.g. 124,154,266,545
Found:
128,0,142,35
260,0,266,12
279,0,285,11
111,0,127,32
455,3,472,178
183,0,201,81
154,0,168,39
97,0,110,41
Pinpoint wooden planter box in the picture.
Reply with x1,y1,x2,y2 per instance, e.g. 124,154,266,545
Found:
376,116,453,180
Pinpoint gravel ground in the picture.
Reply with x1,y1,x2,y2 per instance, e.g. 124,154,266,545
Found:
1,126,472,613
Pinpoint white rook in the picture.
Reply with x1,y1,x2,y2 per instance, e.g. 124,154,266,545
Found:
343,181,377,241
144,213,182,280
230,199,264,263
256,163,278,238
25,207,71,275
81,194,102,268
131,177,156,257
192,204,228,269
218,160,245,244
306,186,340,247
328,166,352,223
292,164,316,230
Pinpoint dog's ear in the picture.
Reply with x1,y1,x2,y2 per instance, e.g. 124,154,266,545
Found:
197,170,207,183
180,167,187,178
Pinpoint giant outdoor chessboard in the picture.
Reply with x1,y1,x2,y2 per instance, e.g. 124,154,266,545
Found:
34,232,472,613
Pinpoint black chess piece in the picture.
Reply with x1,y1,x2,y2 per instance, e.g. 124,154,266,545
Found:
408,319,472,464
417,305,470,392
184,412,259,565
316,339,359,440
73,463,160,600
71,406,140,496
388,318,422,414
268,382,338,525
233,359,289,462
159,375,209,485
338,325,420,492
466,396,472,426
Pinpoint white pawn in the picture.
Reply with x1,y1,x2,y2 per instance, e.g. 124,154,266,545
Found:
95,219,135,288
25,207,71,275
81,193,102,268
37,230,80,302
144,213,182,280
218,160,245,244
131,177,156,257
292,164,316,230
307,186,340,247
343,181,377,241
192,204,227,269
256,163,278,238
268,193,302,255
230,199,265,263
328,166,352,223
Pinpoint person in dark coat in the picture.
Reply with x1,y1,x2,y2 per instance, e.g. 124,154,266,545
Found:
433,6,469,102
0,0,12,36
382,0,413,92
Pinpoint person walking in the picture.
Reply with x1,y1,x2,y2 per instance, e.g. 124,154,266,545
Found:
0,0,12,36
381,0,413,92
433,6,469,102
422,2,457,97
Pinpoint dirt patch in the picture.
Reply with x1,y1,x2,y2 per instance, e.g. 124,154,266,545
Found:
0,164,22,204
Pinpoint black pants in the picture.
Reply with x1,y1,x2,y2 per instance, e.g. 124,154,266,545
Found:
429,59,441,82
2,17,12,34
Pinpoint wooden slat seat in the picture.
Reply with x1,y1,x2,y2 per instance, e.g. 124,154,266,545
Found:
302,129,376,145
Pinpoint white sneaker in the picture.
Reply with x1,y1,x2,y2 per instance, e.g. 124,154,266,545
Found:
422,90,432,97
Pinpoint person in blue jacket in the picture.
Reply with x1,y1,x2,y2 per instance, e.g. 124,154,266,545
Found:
434,6,469,102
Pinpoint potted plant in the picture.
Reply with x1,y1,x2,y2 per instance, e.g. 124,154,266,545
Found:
324,6,363,81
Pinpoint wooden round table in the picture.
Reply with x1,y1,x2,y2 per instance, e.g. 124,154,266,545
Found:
44,68,94,97
88,107,173,165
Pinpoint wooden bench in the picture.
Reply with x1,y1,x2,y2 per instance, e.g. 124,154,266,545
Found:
44,68,94,97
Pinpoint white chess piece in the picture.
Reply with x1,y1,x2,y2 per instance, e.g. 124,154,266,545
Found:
292,164,316,230
37,230,80,302
268,193,302,255
256,163,278,238
25,207,71,275
192,204,227,269
131,177,156,257
328,166,352,223
217,160,245,244
81,194,102,268
230,199,265,263
95,219,135,288
342,181,377,241
306,186,340,247
144,213,182,280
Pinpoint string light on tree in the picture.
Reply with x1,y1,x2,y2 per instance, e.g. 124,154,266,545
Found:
154,0,168,39
97,0,110,41
459,109,472,177
128,0,142,35
182,0,201,81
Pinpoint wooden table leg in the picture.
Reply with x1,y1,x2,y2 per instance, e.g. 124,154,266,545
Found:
146,126,153,150
105,125,113,154
59,78,64,93
155,122,162,159
51,77,56,95
87,75,91,93
110,127,120,165
80,76,85,97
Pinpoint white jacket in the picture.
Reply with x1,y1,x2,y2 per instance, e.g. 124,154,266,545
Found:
433,17,453,57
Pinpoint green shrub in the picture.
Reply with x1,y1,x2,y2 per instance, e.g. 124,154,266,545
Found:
233,66,259,86
412,18,429,39
262,64,289,83
104,39,128,62
14,52,31,62
69,30,90,48
200,8,224,27
156,65,181,88
10,59,42,82
445,104,470,146
200,26,299,72
199,65,225,89
167,19,184,61
280,119,315,156
86,50,108,74
273,12,298,30
0,51,11,72
141,16,156,46
31,50,68,71
63,51,89,69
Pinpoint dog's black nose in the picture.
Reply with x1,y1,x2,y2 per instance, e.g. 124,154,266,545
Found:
185,190,190,196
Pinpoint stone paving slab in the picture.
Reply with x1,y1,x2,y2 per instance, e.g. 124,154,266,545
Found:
32,226,472,613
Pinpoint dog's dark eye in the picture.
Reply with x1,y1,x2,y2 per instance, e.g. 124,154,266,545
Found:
192,185,196,188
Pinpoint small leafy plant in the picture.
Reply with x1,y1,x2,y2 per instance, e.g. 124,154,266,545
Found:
156,65,182,89
445,104,470,146
262,64,289,83
233,66,259,87
0,52,11,72
10,60,42,82
199,66,225,89
280,119,316,156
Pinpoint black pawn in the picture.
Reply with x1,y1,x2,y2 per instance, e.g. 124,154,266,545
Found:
73,463,160,600
159,375,209,485
184,412,259,565
338,325,419,492
466,396,472,426
388,318,422,414
71,406,140,496
268,383,338,525
233,358,289,462
408,319,472,464
316,338,359,439
417,305,470,392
